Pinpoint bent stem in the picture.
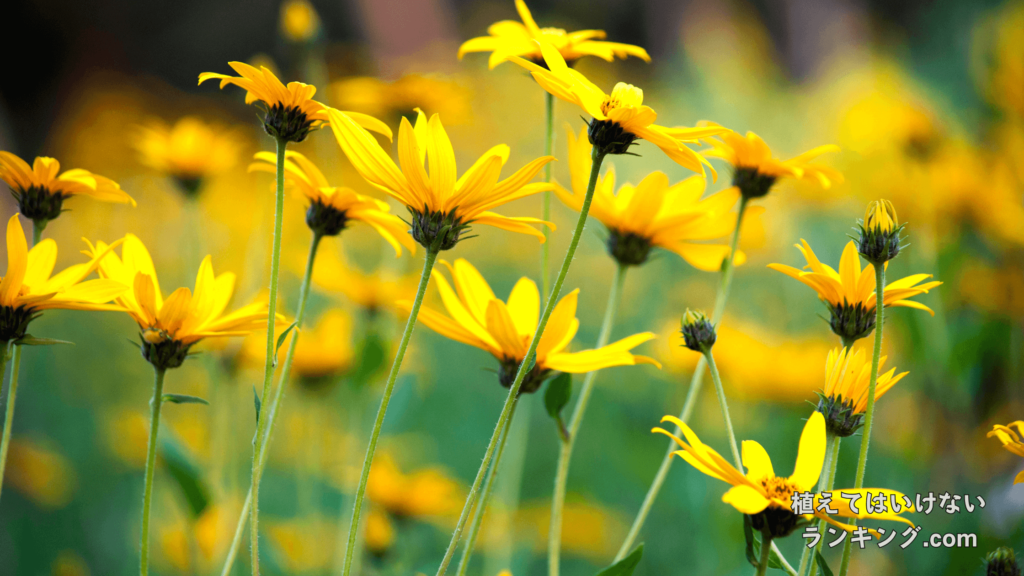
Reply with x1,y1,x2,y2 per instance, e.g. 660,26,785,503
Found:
0,344,16,506
615,197,749,560
837,265,886,576
140,366,166,576
341,246,441,576
802,433,840,576
220,232,323,576
455,399,519,576
540,91,554,302
705,349,741,468
250,136,288,576
548,262,627,576
433,148,608,576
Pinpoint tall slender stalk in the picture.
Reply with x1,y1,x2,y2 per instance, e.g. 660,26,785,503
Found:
341,246,441,576
250,136,288,576
548,262,627,576
140,366,166,576
705,350,741,468
837,265,886,576
455,399,519,576
756,529,774,576
0,344,16,506
433,148,608,576
540,91,555,301
615,197,748,560
802,433,840,576
220,232,323,576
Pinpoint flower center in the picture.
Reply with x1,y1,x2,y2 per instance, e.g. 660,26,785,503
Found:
760,476,797,504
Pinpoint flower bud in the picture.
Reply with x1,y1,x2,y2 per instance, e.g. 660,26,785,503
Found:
857,199,903,265
680,309,716,352
986,547,1022,576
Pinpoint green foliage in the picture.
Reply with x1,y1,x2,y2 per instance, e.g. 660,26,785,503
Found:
595,544,643,576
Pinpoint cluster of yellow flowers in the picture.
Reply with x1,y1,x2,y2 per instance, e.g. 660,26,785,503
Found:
4,1,1024,576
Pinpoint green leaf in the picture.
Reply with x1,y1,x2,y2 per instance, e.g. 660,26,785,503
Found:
16,335,74,346
273,321,299,367
544,372,572,419
158,433,209,518
744,515,758,567
162,394,209,406
253,385,262,424
815,552,834,576
594,544,643,576
352,332,387,386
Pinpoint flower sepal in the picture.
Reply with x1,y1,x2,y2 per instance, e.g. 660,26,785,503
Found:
815,391,865,438
733,167,777,200
680,309,716,352
306,199,349,237
747,507,810,540
0,306,41,344
409,206,471,251
262,103,316,143
140,330,195,371
985,547,1022,576
587,118,639,156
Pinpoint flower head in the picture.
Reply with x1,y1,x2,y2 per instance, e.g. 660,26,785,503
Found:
555,125,745,269
985,547,1022,576
367,451,463,518
654,411,915,538
858,199,904,264
84,234,269,370
458,0,650,68
280,0,321,43
327,108,555,250
818,346,907,437
248,150,415,254
702,129,842,199
768,240,941,343
0,215,128,342
402,258,659,393
988,421,1024,484
132,117,243,197
0,152,135,227
507,43,726,171
198,62,392,143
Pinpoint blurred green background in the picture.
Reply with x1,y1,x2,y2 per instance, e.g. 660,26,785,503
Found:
1,0,1023,575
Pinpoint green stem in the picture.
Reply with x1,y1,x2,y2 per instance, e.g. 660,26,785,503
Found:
220,232,323,576
756,529,773,576
455,399,519,576
32,221,43,246
434,148,608,576
705,349,741,468
548,262,627,576
837,265,885,576
0,344,15,506
615,197,749,560
250,136,288,576
341,246,440,576
540,91,554,303
140,366,166,576
803,433,840,576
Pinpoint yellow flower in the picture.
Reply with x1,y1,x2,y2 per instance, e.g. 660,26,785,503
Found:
987,421,1024,484
280,0,321,42
327,108,555,250
654,411,915,535
864,199,898,234
305,241,418,314
132,116,243,195
702,128,842,198
249,150,416,254
367,451,464,518
84,234,269,370
330,74,473,125
198,62,392,143
402,258,660,393
365,507,396,555
515,499,626,559
768,240,941,342
555,125,745,270
242,309,353,382
458,0,650,68
0,215,128,342
507,43,725,173
819,346,907,437
0,152,135,225
266,517,336,573
5,438,75,508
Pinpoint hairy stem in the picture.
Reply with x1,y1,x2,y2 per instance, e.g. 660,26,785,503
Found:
140,366,166,576
0,344,16,507
540,91,554,302
705,349,741,468
804,433,840,576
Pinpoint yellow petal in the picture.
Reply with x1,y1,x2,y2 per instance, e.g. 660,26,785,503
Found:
722,484,771,515
741,440,774,482
789,411,827,491
0,215,28,306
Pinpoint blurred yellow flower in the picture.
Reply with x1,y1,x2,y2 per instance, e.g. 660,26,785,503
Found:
5,438,75,508
327,108,554,249
365,506,396,555
158,504,232,572
367,451,463,518
987,421,1024,484
516,499,625,559
305,241,418,314
458,0,650,68
331,74,473,125
701,128,841,198
973,1,1024,118
280,0,321,42
555,124,745,270
0,215,128,342
84,234,269,369
132,117,243,195
0,152,135,226
508,43,725,174
199,62,392,143
242,308,353,382
105,409,149,467
52,550,90,576
266,517,335,573
654,411,914,534
249,150,415,254
403,258,660,393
